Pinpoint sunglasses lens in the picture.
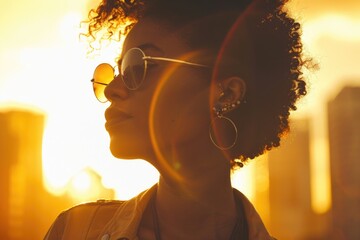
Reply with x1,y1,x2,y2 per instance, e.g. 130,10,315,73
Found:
121,48,146,90
92,63,114,102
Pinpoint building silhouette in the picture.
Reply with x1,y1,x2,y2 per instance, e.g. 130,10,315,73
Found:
267,118,329,240
1,109,47,239
0,109,115,239
0,110,18,239
0,109,71,239
328,86,360,240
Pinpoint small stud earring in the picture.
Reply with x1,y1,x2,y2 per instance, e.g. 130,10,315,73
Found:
219,100,241,115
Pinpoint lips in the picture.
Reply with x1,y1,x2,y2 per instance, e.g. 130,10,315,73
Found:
105,107,132,130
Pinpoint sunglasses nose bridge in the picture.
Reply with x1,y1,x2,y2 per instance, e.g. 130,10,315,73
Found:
104,75,130,101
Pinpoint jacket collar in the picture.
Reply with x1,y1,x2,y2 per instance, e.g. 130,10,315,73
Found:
99,185,273,240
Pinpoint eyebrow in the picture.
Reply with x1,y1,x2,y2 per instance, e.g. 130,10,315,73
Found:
137,43,164,54
117,43,164,66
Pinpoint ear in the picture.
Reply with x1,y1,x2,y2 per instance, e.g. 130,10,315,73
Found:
219,77,246,103
212,77,246,114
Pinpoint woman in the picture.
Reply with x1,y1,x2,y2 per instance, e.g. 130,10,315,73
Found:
45,0,307,239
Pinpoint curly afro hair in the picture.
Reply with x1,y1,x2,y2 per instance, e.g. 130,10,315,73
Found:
85,0,308,169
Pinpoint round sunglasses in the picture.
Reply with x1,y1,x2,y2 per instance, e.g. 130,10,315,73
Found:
91,47,209,103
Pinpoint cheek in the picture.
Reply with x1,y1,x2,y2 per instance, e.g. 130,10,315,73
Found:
153,83,210,143
148,67,211,143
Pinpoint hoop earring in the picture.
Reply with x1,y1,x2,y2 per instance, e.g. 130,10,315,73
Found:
209,111,238,150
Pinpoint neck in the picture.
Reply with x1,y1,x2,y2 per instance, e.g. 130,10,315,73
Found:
151,140,238,239
137,129,242,239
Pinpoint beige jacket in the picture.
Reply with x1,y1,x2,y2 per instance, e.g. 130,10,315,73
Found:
45,185,274,240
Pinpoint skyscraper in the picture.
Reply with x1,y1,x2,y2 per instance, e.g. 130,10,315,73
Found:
0,108,115,239
328,86,360,239
0,109,46,239
267,118,328,240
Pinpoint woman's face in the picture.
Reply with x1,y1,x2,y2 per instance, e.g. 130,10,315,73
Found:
104,18,212,161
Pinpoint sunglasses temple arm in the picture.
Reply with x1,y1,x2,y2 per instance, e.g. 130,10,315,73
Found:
91,79,109,86
143,56,208,68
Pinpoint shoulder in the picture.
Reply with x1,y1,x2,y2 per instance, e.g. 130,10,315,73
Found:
233,188,276,240
44,200,125,240
45,185,158,240
67,199,125,213
61,199,125,223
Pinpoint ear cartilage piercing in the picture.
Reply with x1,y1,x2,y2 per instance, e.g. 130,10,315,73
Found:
218,100,241,115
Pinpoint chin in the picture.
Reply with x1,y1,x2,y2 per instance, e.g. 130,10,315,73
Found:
108,137,153,160
109,142,137,159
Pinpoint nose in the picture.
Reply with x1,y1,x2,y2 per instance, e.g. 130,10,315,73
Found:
104,75,130,102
